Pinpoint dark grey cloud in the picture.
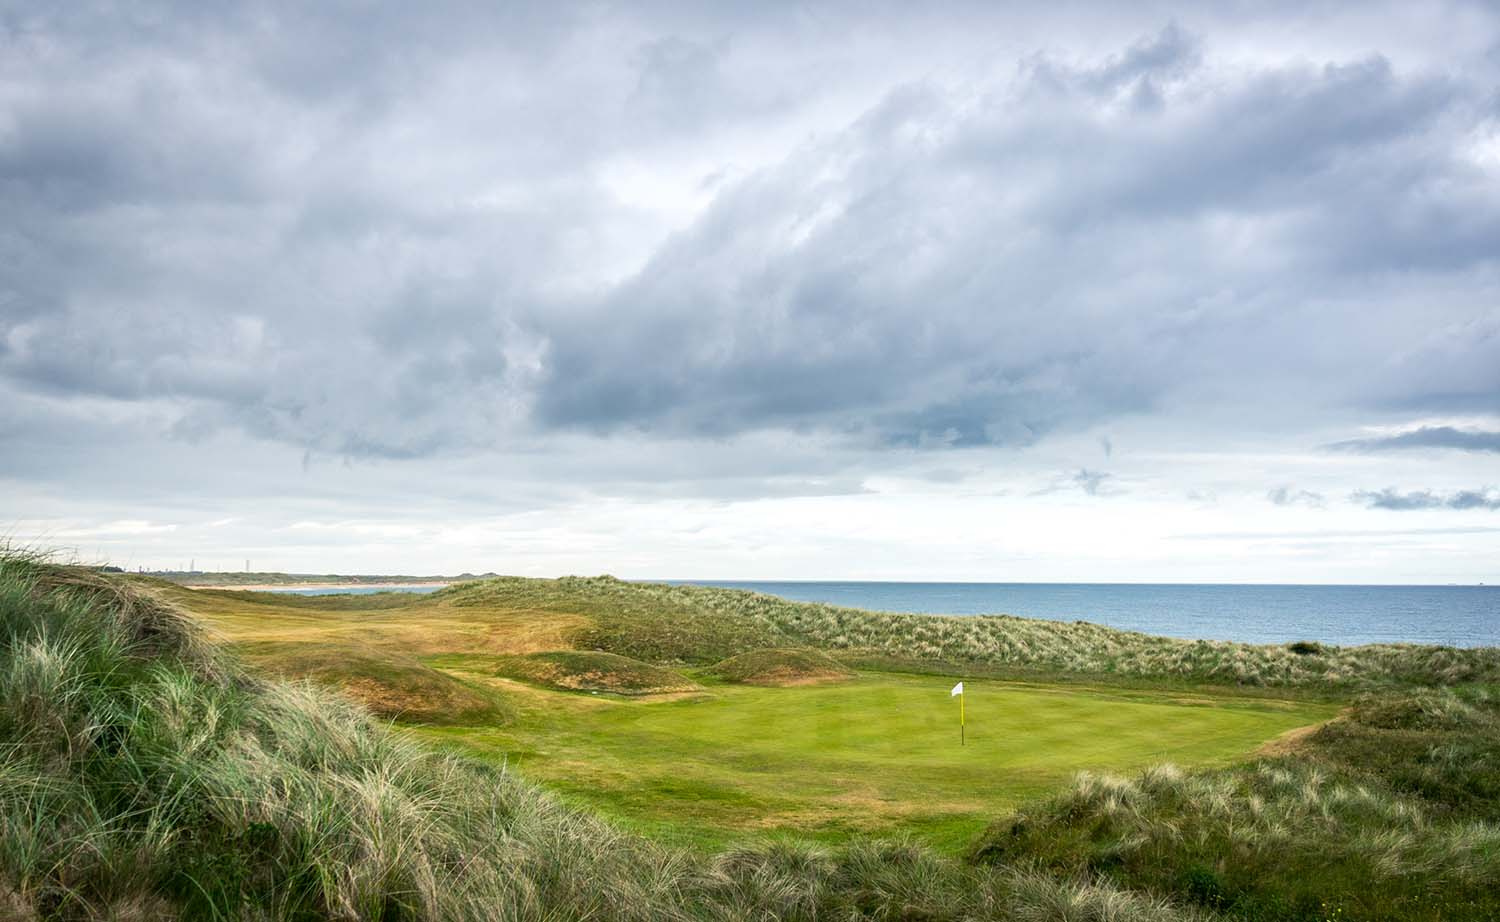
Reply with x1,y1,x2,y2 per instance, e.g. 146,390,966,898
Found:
2,2,1498,469
1353,488,1500,511
1073,469,1113,496
528,40,1498,448
1448,490,1500,511
1268,486,1325,508
1329,426,1500,454
1354,489,1442,510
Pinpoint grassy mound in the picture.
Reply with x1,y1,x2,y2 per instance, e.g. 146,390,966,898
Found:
440,576,784,663
233,640,514,724
0,556,655,920
705,647,854,685
490,650,702,695
973,687,1500,920
2,554,1214,920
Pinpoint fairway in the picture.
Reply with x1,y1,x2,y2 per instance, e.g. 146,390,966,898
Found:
420,671,1335,851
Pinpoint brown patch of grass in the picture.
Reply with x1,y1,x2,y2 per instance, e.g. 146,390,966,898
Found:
170,585,592,660
491,651,702,696
705,648,854,686
1254,719,1330,758
234,640,514,724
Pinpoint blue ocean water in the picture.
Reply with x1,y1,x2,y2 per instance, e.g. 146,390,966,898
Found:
665,581,1499,648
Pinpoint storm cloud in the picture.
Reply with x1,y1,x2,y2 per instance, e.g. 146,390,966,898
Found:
5,5,1499,458
3,1,1499,580
1329,427,1500,454
1353,489,1500,511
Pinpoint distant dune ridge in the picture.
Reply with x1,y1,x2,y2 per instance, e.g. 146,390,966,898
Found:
153,569,488,589
427,574,1500,689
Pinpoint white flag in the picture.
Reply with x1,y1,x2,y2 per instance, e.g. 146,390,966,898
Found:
950,682,963,696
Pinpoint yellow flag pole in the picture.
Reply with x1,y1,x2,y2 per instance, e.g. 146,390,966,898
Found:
960,687,965,747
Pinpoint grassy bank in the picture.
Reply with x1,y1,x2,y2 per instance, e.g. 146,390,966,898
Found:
975,686,1500,919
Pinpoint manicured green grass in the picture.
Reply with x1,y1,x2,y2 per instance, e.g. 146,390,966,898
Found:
418,671,1335,852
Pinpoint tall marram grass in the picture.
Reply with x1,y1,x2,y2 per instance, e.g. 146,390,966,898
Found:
975,686,1500,921
2,554,1205,920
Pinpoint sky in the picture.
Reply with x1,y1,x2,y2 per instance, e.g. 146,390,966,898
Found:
3,1,1499,583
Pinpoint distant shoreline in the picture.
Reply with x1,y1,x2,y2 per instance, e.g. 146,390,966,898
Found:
193,582,453,592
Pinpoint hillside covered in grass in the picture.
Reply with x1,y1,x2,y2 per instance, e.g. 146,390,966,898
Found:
167,573,1500,699
975,685,1500,919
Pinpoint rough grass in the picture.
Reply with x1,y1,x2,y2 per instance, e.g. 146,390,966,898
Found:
488,651,703,696
155,570,471,588
173,582,590,657
233,640,515,725
974,687,1500,921
2,553,1219,920
441,576,785,664
704,647,853,685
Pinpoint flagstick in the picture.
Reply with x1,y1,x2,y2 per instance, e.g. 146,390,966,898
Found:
960,688,965,747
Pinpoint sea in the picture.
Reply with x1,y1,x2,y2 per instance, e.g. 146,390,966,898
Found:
265,581,1499,648
666,581,1499,648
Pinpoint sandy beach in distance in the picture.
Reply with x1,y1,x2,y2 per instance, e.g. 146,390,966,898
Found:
193,582,452,592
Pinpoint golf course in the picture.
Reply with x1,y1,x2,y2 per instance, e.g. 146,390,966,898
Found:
9,558,1499,921
420,670,1331,850
162,576,1353,849
163,573,1379,852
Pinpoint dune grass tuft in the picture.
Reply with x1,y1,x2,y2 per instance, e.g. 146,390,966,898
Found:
975,685,1500,920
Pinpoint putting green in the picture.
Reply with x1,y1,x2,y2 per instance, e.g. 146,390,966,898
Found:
418,672,1336,851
